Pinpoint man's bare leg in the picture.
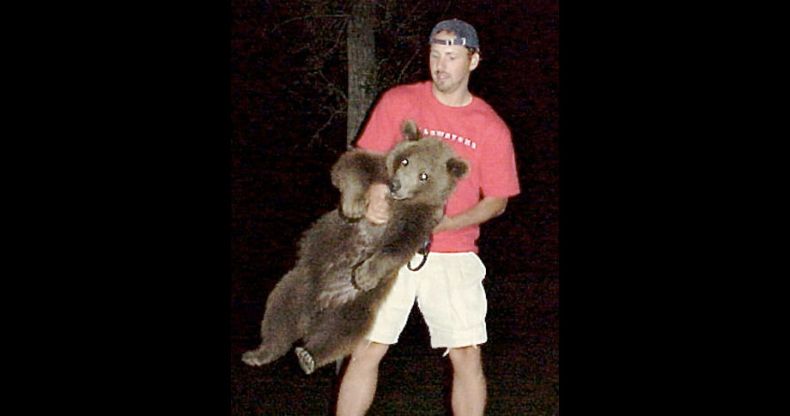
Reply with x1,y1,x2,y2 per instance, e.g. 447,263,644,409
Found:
449,346,487,416
336,341,389,416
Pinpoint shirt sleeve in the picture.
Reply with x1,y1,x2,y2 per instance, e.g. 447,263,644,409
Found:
479,123,521,198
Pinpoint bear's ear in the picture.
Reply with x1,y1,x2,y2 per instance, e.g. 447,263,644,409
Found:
401,119,420,141
446,158,469,179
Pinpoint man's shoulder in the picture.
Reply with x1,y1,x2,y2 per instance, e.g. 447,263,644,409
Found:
470,94,499,116
470,95,510,134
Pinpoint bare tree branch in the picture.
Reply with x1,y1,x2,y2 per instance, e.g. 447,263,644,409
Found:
307,106,346,150
271,14,348,34
316,69,348,102
396,47,422,84
262,0,459,150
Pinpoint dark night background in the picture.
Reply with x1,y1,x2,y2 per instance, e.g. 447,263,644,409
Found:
22,1,731,414
230,1,558,415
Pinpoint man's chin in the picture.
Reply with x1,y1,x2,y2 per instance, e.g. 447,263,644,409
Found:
432,80,459,94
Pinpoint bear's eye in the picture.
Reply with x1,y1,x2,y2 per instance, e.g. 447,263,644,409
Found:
419,172,429,182
401,158,409,167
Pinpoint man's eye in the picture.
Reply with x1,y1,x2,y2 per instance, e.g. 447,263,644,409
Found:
419,172,429,182
401,159,409,166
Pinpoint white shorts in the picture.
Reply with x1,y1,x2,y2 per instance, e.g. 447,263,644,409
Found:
365,252,488,350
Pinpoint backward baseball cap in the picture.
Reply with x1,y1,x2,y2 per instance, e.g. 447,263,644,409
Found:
429,18,479,49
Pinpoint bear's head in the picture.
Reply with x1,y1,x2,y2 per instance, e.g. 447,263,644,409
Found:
385,120,469,203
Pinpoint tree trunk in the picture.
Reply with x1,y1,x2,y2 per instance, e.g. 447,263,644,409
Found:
346,0,377,147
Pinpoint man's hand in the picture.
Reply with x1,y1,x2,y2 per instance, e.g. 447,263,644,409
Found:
432,196,509,233
433,215,455,233
365,183,390,225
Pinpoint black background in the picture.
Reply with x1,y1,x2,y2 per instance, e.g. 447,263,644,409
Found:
16,0,705,414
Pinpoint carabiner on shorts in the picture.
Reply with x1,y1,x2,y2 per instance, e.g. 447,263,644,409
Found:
407,239,431,271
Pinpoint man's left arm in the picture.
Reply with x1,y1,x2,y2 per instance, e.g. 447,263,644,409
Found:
433,196,509,233
435,121,520,233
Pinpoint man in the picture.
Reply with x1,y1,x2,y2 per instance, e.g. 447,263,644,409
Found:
336,19,520,416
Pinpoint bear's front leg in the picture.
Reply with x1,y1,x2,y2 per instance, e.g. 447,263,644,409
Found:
351,258,380,291
339,183,367,220
331,150,388,220
352,253,404,291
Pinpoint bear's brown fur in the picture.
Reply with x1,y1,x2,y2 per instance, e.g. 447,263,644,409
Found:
241,120,468,374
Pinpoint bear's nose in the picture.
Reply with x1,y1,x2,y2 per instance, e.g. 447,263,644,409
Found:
389,180,401,193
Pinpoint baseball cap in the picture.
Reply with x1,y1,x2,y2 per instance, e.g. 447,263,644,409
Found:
429,18,479,49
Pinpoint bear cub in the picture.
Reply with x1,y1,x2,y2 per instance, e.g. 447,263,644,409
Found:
242,120,468,374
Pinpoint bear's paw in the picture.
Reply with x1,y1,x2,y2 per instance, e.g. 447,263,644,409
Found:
295,347,315,375
351,260,379,291
242,348,270,367
340,193,367,220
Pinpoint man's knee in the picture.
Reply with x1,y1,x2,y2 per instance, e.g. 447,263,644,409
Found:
448,345,483,374
349,341,389,369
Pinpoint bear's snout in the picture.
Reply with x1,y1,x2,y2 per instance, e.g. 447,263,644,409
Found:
389,179,409,200
389,179,401,194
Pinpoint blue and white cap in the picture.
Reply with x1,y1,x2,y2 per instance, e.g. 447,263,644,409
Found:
429,18,480,49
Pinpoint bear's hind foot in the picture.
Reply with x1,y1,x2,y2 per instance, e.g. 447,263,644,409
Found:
295,347,315,375
241,347,278,367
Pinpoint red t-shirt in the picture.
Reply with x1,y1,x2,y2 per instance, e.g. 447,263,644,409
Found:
356,81,520,253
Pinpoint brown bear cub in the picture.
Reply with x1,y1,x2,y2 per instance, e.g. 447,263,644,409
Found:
241,120,468,374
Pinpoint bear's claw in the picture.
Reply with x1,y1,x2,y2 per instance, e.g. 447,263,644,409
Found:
295,347,315,375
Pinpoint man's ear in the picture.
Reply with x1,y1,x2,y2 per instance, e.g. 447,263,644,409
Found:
469,52,480,71
446,158,469,179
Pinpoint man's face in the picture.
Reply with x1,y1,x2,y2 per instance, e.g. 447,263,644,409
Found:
429,31,479,94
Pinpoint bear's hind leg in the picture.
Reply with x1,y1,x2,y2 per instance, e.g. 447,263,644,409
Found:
242,269,309,367
242,338,294,367
295,313,364,374
242,307,303,366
